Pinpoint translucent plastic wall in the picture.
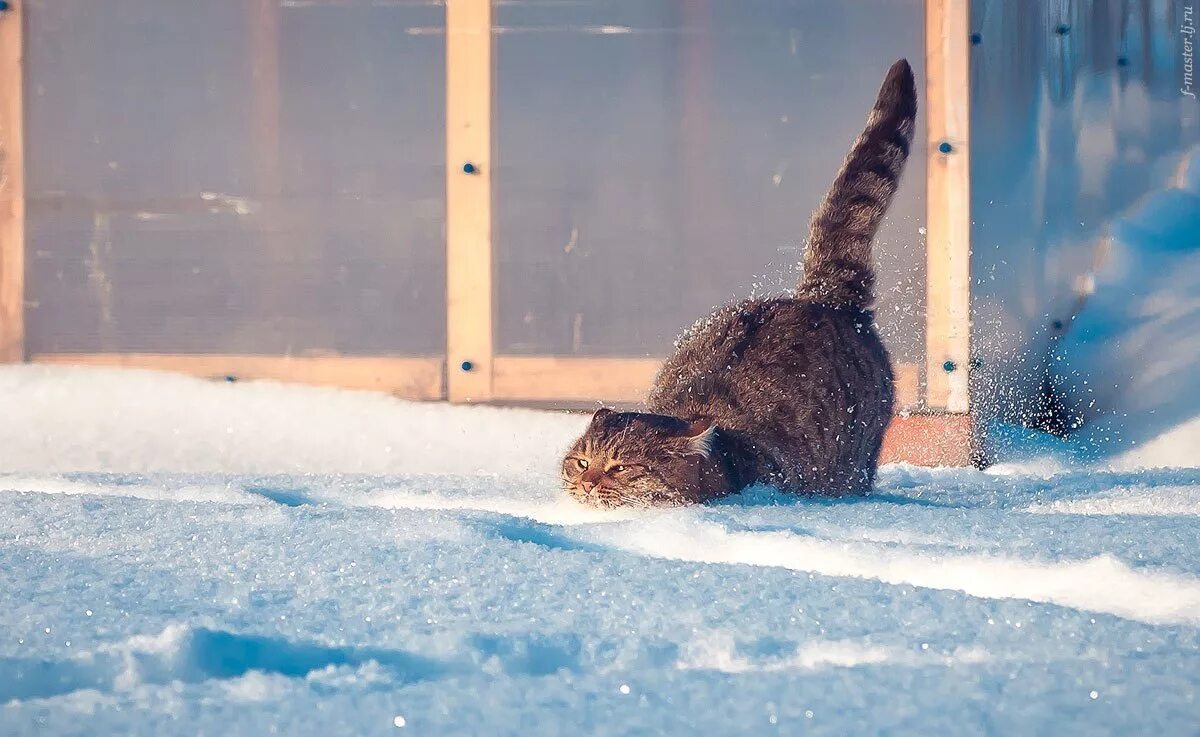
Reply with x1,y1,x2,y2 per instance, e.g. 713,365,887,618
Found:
22,0,927,389
25,0,446,356
494,0,927,363
970,0,1199,422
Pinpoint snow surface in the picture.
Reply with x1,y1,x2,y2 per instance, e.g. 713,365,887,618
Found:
1056,144,1200,467
2,366,1200,735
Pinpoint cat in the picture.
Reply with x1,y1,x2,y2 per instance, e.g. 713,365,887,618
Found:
562,59,916,507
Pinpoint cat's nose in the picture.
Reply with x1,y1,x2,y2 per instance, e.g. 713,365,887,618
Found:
580,480,596,492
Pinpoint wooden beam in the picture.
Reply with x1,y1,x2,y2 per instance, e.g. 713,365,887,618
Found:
31,354,446,399
445,0,493,402
0,0,24,362
924,0,971,412
25,350,918,409
492,356,920,409
880,412,975,466
493,356,662,404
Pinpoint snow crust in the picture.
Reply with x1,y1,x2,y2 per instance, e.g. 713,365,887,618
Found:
1,366,1198,735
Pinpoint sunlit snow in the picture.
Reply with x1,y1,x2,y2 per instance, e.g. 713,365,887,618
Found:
1,367,1198,734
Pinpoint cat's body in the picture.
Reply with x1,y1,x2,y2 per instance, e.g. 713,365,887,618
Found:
563,59,916,507
648,297,894,497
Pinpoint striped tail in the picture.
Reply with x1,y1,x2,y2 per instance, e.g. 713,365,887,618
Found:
798,59,917,310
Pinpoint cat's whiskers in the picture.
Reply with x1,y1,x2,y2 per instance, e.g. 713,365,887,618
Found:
617,494,650,508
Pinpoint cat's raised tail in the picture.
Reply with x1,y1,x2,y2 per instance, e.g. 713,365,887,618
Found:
798,58,917,310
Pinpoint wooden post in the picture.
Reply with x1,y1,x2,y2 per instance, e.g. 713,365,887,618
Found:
924,0,971,413
0,0,24,362
445,0,492,401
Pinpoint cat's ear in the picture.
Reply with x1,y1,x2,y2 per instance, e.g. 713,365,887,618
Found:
591,407,614,424
682,419,716,459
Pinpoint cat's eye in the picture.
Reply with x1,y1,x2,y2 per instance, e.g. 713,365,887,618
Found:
612,465,625,473
575,458,589,470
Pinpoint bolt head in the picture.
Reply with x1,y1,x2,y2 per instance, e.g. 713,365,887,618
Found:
938,141,953,154
460,360,474,372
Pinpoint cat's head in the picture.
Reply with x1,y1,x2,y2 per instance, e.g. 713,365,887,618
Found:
561,408,719,508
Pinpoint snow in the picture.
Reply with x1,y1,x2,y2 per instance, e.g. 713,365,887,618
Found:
2,366,1200,735
1056,145,1200,466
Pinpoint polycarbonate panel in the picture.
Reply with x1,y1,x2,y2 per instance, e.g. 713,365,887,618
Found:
25,0,445,355
494,0,927,362
969,0,1199,417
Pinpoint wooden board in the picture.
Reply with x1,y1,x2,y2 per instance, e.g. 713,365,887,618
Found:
880,411,975,466
492,356,662,404
29,352,918,410
445,0,493,401
0,0,24,362
31,354,446,399
492,356,920,409
924,0,971,412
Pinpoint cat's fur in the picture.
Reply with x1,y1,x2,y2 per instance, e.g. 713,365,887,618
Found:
563,59,917,507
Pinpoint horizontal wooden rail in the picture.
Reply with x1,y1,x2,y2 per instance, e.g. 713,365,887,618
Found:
31,353,445,399
492,356,661,404
492,356,920,409
28,353,921,410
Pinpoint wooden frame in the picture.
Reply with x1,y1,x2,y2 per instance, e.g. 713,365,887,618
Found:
924,0,972,413
880,412,974,466
445,0,493,402
0,0,24,363
491,357,921,410
31,354,445,399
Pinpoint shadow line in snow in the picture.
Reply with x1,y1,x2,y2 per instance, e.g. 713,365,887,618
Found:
0,624,665,705
486,516,612,554
711,486,960,510
244,485,314,508
0,626,447,704
467,633,585,676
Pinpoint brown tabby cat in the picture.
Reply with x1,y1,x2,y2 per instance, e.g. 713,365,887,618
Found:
563,59,916,507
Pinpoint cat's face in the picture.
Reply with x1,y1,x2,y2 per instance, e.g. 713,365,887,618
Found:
561,408,717,508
